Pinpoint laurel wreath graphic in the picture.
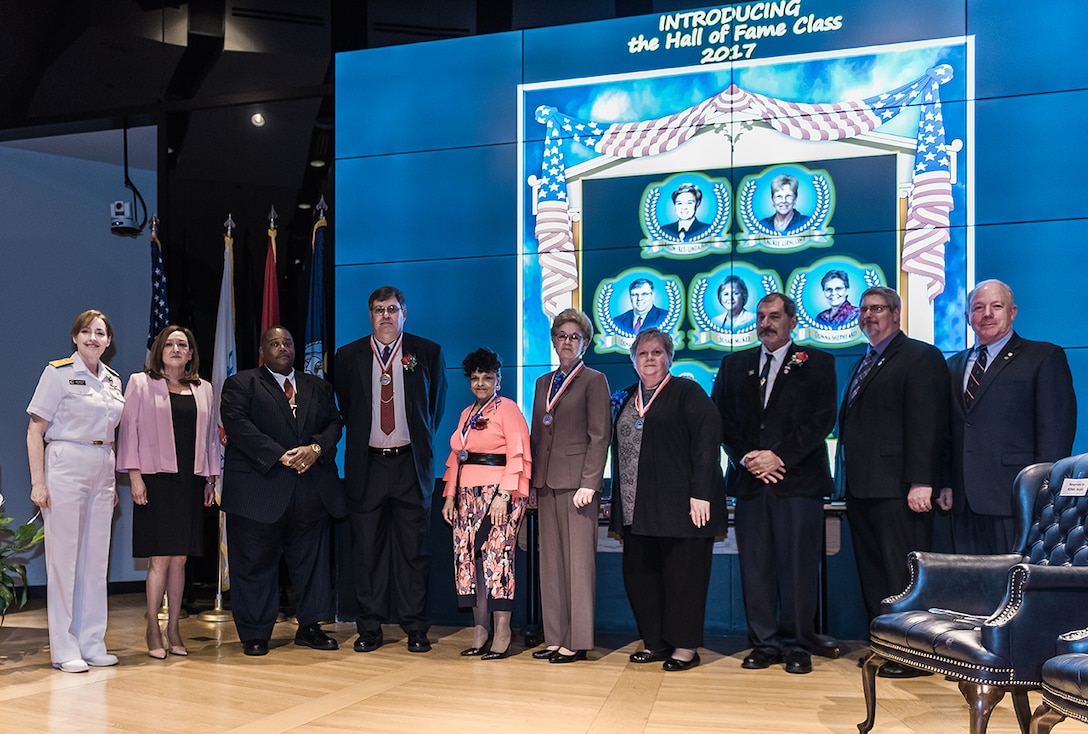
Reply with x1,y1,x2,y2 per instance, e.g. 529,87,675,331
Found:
644,182,732,245
739,174,832,238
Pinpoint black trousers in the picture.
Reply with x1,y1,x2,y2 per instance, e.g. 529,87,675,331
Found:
349,451,432,634
734,491,823,653
622,531,714,651
226,490,332,641
846,494,933,620
952,506,1017,555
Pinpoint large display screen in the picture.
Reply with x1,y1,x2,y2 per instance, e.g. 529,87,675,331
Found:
336,0,1082,446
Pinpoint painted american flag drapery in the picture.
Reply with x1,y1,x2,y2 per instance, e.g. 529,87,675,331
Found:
533,64,955,307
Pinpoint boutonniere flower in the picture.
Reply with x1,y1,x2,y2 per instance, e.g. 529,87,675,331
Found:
401,353,418,372
470,416,490,430
783,351,808,374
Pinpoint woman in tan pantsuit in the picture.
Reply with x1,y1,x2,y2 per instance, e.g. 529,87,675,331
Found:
529,309,611,664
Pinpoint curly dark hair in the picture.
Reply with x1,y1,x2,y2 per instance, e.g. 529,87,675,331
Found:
462,347,502,376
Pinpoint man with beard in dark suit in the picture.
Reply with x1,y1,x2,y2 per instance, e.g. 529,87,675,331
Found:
334,286,447,654
943,279,1076,554
712,293,836,675
220,326,345,656
837,286,949,678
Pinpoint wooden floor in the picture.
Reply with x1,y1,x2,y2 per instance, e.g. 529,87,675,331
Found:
0,594,1052,733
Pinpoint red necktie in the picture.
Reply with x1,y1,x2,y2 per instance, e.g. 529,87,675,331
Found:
283,378,296,417
380,346,394,434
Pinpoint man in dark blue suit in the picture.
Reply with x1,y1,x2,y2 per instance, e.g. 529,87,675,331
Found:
220,326,345,656
613,278,669,334
944,279,1077,554
334,286,447,654
837,286,949,678
712,293,837,675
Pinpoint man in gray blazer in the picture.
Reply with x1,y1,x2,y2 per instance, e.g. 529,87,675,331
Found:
944,279,1077,554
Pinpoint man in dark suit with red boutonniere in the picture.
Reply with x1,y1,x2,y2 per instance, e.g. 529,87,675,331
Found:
334,286,447,654
712,293,837,675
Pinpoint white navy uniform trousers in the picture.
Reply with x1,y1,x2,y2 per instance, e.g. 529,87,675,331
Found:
26,354,124,665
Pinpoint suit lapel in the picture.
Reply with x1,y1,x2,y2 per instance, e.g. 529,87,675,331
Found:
762,344,796,414
949,350,970,414
259,369,297,426
843,332,902,415
358,337,374,414
967,332,1021,410
294,374,314,430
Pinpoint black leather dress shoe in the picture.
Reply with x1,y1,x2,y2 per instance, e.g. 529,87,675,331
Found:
549,649,587,664
353,630,383,653
663,653,700,672
878,661,933,679
784,649,813,674
629,648,671,664
741,648,783,669
295,624,338,650
481,648,508,660
532,648,559,660
406,631,431,653
460,646,487,657
243,639,269,656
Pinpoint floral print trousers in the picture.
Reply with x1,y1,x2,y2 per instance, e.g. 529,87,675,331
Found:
452,483,526,611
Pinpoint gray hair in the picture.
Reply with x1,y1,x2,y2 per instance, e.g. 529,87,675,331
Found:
629,328,674,365
861,286,901,310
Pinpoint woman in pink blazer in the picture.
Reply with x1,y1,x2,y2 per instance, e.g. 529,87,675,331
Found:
117,326,218,659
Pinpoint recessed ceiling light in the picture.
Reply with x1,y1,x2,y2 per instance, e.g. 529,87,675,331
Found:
309,159,326,168
250,112,266,127
297,202,312,210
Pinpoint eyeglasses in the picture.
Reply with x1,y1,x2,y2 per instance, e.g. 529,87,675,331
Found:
371,305,402,316
858,304,890,314
553,333,583,342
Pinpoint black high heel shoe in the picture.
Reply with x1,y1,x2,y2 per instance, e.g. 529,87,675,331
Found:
549,649,587,664
460,646,488,656
481,648,509,660
532,648,559,660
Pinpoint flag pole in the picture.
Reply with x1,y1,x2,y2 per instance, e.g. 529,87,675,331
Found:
200,214,237,623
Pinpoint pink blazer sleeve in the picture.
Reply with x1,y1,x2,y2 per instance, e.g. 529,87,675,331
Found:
117,374,219,477
192,380,220,478
117,373,176,473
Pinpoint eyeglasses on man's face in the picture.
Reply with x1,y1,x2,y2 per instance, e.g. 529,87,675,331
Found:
371,305,402,316
858,304,890,314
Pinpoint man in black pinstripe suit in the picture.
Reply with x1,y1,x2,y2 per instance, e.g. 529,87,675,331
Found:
220,327,345,656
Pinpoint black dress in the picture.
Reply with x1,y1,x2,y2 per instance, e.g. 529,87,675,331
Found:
131,392,204,557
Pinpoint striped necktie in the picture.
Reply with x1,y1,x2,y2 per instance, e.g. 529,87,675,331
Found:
965,345,988,407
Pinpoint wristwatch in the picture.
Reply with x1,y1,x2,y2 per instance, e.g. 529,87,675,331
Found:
496,491,511,502
310,443,322,455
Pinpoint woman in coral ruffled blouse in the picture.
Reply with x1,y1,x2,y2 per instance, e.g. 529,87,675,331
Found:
441,348,531,661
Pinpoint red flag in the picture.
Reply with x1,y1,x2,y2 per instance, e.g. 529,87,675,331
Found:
259,227,279,364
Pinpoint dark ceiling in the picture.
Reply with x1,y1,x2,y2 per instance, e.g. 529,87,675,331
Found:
0,0,656,365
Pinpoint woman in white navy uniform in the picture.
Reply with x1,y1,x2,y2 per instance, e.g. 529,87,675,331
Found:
26,310,125,673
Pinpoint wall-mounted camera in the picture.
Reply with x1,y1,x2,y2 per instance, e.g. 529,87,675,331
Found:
110,127,148,238
110,200,141,238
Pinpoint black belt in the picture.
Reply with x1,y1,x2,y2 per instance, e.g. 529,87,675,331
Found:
368,445,412,457
458,451,506,466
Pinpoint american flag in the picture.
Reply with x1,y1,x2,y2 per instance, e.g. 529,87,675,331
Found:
147,233,169,351
533,65,955,305
901,68,954,300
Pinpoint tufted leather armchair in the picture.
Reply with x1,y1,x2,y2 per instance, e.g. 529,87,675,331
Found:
1029,628,1088,733
859,454,1088,734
